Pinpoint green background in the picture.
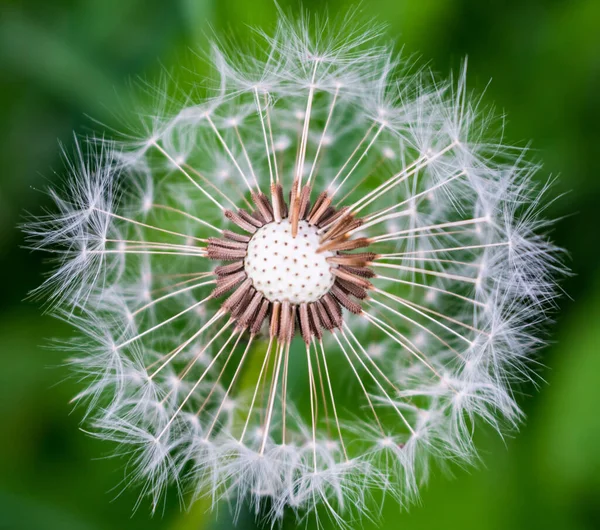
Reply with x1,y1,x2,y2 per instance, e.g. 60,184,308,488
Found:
1,0,599,529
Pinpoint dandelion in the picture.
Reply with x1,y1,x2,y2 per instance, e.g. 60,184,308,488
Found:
26,11,563,526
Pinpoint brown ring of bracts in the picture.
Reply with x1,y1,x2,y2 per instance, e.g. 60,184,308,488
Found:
206,182,379,345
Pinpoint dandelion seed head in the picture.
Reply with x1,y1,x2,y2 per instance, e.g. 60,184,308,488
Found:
25,10,565,526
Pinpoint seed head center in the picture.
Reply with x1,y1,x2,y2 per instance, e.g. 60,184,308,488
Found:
245,220,335,304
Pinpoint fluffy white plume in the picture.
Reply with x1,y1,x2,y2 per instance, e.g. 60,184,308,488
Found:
26,11,564,526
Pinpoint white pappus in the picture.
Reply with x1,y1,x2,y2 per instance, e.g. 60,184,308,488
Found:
25,10,564,528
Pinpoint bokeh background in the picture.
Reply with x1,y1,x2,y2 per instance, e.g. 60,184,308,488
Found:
1,0,599,529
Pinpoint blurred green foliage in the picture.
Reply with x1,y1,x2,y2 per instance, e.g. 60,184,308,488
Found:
1,0,599,529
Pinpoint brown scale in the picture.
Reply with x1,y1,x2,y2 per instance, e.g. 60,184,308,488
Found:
205,185,377,344
308,303,324,341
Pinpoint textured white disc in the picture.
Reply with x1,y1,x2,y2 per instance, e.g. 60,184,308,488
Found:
245,220,335,304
